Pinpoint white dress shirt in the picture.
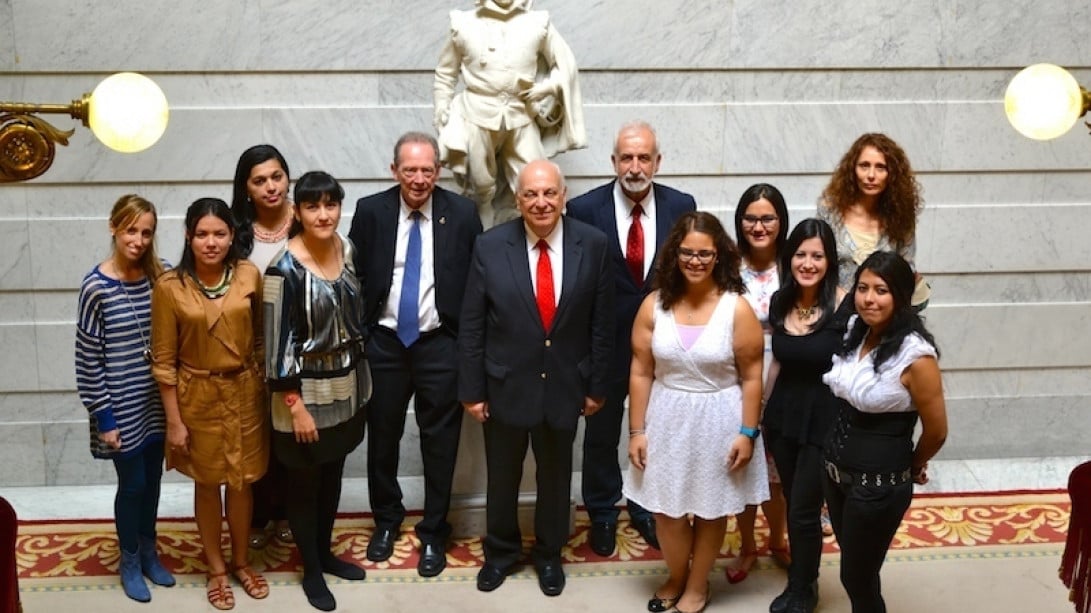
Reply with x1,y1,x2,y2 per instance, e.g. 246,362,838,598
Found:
379,197,441,333
524,221,564,307
612,181,657,280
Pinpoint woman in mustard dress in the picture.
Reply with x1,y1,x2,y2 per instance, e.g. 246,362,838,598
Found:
151,198,269,610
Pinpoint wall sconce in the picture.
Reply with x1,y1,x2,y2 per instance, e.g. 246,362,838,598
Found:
1004,63,1091,140
0,72,169,183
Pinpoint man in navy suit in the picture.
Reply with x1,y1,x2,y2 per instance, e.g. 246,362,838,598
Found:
348,132,482,577
566,121,697,556
460,160,613,596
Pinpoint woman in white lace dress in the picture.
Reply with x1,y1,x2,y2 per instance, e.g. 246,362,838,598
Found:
625,212,769,613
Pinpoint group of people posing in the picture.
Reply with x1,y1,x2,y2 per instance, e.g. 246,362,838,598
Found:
75,122,947,613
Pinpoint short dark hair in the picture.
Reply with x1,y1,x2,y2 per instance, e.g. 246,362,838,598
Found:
654,211,745,309
290,171,345,238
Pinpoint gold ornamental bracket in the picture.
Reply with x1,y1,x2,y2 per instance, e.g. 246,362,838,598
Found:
0,73,169,183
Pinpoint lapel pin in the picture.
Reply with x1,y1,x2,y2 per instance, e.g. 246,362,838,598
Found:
439,216,447,225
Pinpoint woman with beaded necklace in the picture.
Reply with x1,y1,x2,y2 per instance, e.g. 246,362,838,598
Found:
151,198,269,610
230,144,295,550
75,195,173,602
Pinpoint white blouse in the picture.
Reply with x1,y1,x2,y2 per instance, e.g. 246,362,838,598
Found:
822,321,937,414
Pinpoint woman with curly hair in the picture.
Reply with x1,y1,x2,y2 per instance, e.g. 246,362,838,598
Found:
625,211,769,613
817,133,922,291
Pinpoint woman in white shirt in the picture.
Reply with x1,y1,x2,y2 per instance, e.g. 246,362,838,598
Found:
821,251,947,613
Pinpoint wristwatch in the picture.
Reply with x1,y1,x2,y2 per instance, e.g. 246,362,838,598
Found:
739,425,760,440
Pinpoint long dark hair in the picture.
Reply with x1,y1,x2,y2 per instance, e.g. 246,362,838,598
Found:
841,251,938,371
769,218,840,332
230,144,290,257
176,198,240,284
734,183,789,261
654,211,745,309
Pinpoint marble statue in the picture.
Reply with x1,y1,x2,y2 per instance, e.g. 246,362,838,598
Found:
434,0,586,225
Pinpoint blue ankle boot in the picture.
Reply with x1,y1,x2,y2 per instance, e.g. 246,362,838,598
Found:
138,536,176,587
119,547,152,602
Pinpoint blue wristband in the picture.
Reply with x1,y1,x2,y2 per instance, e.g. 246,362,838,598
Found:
739,425,760,439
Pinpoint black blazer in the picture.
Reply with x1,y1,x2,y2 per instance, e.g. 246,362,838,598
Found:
348,185,482,334
458,217,614,431
566,180,696,380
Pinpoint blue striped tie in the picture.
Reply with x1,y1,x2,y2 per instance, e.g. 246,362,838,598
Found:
397,210,422,347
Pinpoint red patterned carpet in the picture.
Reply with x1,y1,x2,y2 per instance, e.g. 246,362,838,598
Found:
15,491,1069,581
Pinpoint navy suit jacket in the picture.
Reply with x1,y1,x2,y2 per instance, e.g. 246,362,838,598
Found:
458,217,614,431
566,180,696,381
348,185,482,334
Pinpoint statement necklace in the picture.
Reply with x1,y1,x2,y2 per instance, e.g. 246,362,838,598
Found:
253,210,292,243
795,303,816,319
197,266,233,299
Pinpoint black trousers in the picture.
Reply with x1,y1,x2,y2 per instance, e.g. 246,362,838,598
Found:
581,377,651,523
823,475,913,613
250,452,287,529
365,327,462,544
285,456,347,578
767,432,825,590
483,419,576,570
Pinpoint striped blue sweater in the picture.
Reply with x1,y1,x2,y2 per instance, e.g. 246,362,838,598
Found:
75,265,166,459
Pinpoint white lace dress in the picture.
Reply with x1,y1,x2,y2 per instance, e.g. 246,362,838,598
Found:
624,292,770,519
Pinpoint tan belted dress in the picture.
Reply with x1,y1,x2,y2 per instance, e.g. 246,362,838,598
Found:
150,261,268,488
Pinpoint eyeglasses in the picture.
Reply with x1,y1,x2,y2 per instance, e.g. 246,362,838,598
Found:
678,248,716,264
741,215,778,227
398,166,437,180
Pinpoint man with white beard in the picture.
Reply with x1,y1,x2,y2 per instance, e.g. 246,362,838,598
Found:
566,121,697,557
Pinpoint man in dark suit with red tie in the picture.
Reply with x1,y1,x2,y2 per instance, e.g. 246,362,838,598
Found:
566,121,697,557
459,160,613,597
348,132,482,577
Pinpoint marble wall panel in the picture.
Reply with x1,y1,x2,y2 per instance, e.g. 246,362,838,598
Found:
42,421,117,485
6,0,261,72
0,0,13,67
0,291,34,323
927,304,1091,370
942,368,1091,399
0,220,31,292
0,325,39,391
0,391,81,424
942,395,1091,460
928,272,1091,305
33,323,74,392
0,423,46,485
920,205,1091,273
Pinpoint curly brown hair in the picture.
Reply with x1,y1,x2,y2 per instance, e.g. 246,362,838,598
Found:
654,211,745,309
821,132,922,249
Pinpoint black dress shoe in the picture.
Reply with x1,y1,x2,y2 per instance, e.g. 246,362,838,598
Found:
417,541,447,577
476,563,507,592
535,560,565,597
366,526,397,562
589,520,617,556
632,515,660,550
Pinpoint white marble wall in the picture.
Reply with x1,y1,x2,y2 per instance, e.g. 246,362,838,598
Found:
1,1,1090,488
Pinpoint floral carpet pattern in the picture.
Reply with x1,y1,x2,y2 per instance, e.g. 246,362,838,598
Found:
15,491,1069,580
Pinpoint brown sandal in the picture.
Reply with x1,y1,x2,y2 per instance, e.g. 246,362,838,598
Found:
207,571,235,610
232,565,270,600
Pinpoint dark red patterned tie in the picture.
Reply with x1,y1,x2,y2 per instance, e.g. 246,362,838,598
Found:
536,239,555,331
626,203,645,286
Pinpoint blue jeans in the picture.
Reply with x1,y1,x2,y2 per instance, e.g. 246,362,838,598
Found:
111,441,165,553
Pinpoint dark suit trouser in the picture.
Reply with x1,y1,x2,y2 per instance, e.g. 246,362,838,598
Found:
483,419,576,570
366,328,462,544
581,377,651,523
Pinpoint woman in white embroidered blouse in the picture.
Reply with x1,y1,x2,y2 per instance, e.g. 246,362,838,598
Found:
821,251,946,613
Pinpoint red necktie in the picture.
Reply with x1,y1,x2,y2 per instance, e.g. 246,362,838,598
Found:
536,239,555,331
626,203,645,286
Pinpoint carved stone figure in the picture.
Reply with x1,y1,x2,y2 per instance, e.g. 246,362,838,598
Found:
434,0,586,225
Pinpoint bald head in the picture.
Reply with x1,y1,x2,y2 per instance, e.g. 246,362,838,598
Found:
516,160,566,238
